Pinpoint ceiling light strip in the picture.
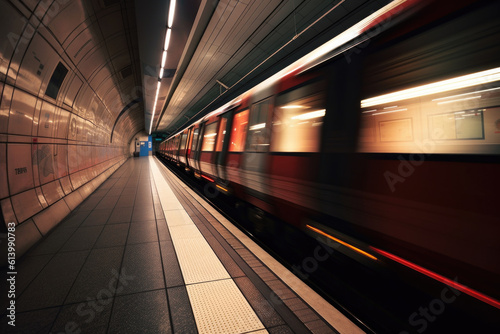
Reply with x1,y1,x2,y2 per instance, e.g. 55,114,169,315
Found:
149,1,176,134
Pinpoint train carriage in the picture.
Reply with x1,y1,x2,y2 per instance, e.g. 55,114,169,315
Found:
157,0,500,307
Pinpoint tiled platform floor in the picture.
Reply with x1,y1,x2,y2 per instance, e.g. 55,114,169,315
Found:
0,157,361,334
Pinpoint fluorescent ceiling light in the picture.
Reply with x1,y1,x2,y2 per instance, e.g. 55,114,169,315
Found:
161,51,167,68
159,68,164,79
168,0,176,28
164,28,171,50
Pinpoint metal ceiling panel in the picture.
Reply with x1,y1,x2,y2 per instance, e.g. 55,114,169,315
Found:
63,75,83,107
46,0,88,44
97,11,124,39
105,34,128,58
66,27,99,64
77,47,107,80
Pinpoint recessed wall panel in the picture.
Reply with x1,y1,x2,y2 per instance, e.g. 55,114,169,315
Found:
7,143,33,195
37,101,56,138
0,4,26,77
55,108,70,139
8,88,37,136
11,188,43,222
41,179,64,205
17,33,58,96
0,84,13,134
0,143,8,199
35,143,55,185
63,75,83,107
54,144,68,179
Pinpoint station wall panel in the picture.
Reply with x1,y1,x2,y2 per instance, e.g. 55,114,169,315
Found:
0,0,138,264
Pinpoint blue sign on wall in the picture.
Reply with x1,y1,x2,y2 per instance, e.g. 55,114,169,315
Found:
139,136,153,156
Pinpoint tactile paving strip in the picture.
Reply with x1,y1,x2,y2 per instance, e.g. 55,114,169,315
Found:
172,235,230,284
165,209,194,226
186,279,267,334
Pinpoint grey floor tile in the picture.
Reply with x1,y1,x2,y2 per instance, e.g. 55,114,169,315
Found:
92,189,109,198
167,286,197,333
59,210,91,229
108,290,171,334
81,209,113,226
78,197,102,212
127,221,158,244
14,254,53,297
95,224,130,248
118,243,164,295
115,195,135,208
94,196,119,210
65,247,124,304
106,188,123,197
155,206,165,220
61,226,104,252
16,251,89,312
28,227,76,256
156,220,171,241
51,299,113,334
0,307,60,334
160,241,184,288
131,208,156,222
107,206,133,224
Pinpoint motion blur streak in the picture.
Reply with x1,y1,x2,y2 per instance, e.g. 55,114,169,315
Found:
361,66,500,108
306,225,378,261
370,247,500,309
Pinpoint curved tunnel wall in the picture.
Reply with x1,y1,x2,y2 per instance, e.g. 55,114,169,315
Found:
0,0,144,261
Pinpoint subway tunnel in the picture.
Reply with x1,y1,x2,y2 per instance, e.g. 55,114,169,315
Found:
1,0,500,333
0,0,371,261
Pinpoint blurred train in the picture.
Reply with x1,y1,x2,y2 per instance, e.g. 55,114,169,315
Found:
157,0,500,308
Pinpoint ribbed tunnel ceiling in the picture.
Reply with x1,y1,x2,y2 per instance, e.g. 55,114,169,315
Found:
151,0,391,136
46,0,144,143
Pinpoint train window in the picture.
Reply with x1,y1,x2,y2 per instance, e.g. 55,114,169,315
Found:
201,122,218,151
191,128,200,151
272,89,326,152
429,110,484,140
180,132,188,150
247,99,272,152
229,109,249,152
215,117,228,152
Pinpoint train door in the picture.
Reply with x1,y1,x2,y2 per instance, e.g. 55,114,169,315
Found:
214,110,234,182
199,120,218,177
189,124,202,172
179,129,190,166
241,97,273,200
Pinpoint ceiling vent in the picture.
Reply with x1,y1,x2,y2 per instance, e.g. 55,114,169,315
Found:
120,65,133,79
102,0,120,8
162,69,176,78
